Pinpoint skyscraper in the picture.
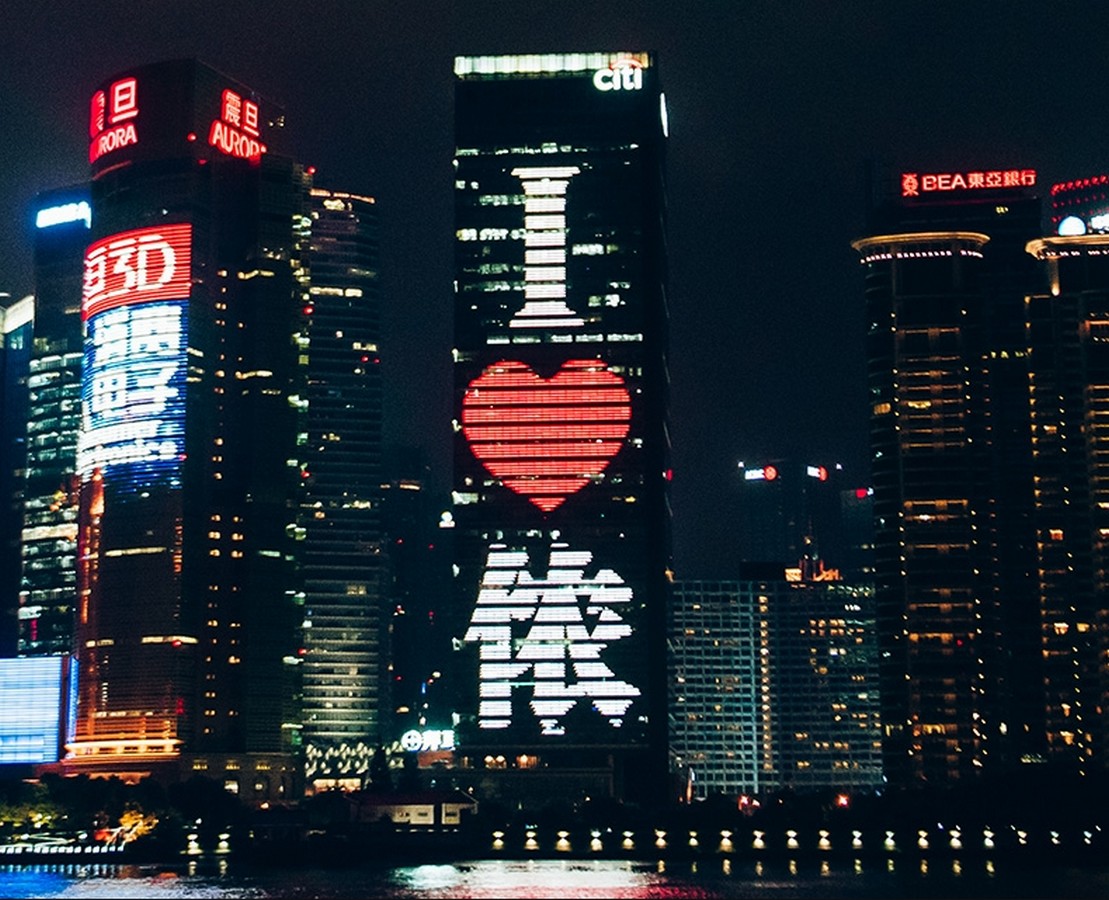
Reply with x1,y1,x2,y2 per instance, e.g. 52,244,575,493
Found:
1024,213,1109,774
451,53,672,806
300,187,387,789
852,165,1045,785
735,458,845,577
670,578,882,799
0,294,34,656
18,187,90,657
68,60,307,798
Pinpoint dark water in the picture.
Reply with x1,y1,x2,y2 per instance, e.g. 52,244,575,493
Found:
2,858,1108,899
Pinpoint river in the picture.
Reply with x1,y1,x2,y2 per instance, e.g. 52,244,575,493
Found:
2,857,1108,898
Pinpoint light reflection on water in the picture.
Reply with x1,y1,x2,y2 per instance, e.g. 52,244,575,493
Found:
2,857,1108,899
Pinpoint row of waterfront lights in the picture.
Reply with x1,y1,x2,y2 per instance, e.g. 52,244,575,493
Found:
490,825,1100,853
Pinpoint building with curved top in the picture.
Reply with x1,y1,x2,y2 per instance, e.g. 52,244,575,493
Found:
852,170,1046,786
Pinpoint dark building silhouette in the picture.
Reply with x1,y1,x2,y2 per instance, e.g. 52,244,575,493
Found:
736,458,845,578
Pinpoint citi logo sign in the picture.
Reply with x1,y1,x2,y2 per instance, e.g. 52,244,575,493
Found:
593,58,643,92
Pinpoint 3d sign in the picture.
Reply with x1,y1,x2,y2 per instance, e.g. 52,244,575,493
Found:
83,224,192,320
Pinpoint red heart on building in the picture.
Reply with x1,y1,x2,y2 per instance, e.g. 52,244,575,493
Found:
462,359,632,512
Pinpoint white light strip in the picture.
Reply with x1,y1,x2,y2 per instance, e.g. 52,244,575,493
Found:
455,53,649,78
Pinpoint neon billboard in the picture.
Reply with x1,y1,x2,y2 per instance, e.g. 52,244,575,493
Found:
88,62,273,172
208,88,267,160
89,77,139,164
901,168,1036,197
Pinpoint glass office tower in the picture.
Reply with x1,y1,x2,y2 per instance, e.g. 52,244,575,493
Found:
18,187,90,657
1,294,34,656
300,188,388,788
451,53,672,806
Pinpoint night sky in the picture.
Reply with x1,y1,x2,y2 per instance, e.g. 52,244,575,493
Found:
3,1,1109,577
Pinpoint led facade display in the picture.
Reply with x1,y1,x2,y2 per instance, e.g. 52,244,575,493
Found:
78,299,187,483
82,224,192,320
462,542,639,735
452,52,670,790
461,359,631,512
78,224,190,486
0,656,71,764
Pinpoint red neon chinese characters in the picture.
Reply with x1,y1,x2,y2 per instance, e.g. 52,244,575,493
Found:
901,169,1036,197
462,359,631,512
83,224,193,320
208,89,267,160
89,77,139,164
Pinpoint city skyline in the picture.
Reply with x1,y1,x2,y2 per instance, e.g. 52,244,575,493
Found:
5,2,1109,579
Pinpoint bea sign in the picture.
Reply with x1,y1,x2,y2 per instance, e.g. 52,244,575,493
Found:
593,59,643,92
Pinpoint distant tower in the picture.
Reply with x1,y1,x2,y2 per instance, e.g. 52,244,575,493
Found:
736,458,844,577
1025,224,1109,774
300,188,388,788
451,52,672,807
18,187,90,657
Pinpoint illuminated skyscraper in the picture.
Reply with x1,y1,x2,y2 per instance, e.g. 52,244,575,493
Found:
852,165,1045,785
1,293,34,656
300,188,388,788
670,578,882,799
1025,205,1109,774
451,52,672,806
68,60,307,797
18,187,90,657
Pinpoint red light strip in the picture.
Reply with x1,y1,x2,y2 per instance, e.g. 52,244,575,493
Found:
470,441,624,459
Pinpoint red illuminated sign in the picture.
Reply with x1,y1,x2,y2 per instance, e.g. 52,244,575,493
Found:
83,224,193,320
462,359,631,512
208,89,266,160
89,77,140,164
901,169,1036,197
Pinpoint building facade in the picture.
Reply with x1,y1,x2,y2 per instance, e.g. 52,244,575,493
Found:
1025,225,1109,775
450,53,672,806
300,188,388,788
68,61,308,798
670,578,882,799
18,187,90,657
0,294,34,656
852,166,1045,785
